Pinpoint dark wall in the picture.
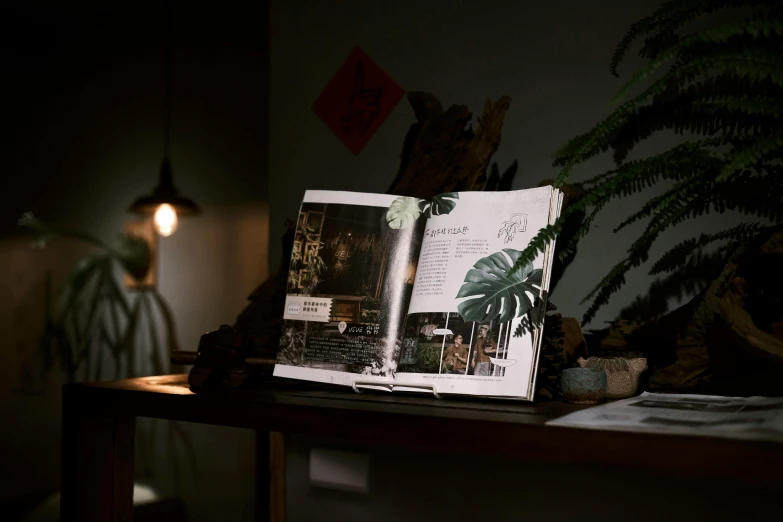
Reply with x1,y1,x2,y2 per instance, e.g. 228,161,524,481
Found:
1,6,269,522
2,5,269,232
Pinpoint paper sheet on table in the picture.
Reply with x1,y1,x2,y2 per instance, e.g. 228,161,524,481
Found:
546,392,783,443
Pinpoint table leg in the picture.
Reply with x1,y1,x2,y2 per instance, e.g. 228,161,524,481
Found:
269,432,285,522
256,431,285,522
60,384,136,522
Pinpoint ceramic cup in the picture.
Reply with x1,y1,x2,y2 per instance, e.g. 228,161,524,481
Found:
560,367,607,404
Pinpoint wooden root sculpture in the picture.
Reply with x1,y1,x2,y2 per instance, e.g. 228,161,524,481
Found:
591,229,783,396
187,325,252,389
179,92,512,389
387,92,511,198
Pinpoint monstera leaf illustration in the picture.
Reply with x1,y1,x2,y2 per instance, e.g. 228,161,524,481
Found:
386,196,425,229
427,192,459,217
456,249,543,324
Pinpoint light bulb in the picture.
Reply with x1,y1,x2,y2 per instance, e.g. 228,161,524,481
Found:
153,203,178,237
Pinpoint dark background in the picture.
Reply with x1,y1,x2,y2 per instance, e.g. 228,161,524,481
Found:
1,2,774,522
2,5,269,521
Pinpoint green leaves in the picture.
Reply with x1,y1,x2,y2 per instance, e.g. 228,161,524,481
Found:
115,233,152,281
427,192,459,217
386,196,424,229
537,1,783,324
387,193,460,227
692,95,783,119
456,249,543,324
608,0,776,77
18,212,109,250
19,213,175,382
718,132,783,181
614,18,783,102
648,222,766,275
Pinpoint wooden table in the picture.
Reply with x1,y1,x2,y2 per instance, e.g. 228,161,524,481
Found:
60,374,783,521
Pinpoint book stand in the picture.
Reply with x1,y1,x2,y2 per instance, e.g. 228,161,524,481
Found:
350,379,443,399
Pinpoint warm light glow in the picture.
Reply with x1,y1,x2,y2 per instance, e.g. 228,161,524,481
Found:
153,204,178,237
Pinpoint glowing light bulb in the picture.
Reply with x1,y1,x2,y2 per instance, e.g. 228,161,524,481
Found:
153,204,178,237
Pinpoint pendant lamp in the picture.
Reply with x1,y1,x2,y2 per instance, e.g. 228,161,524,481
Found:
129,5,199,236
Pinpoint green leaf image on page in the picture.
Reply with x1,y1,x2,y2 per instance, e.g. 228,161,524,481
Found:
386,196,425,229
456,248,543,324
427,192,459,217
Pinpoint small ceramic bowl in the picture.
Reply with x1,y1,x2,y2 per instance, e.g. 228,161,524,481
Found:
560,367,607,404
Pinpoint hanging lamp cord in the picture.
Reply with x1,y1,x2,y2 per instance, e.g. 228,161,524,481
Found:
163,2,172,161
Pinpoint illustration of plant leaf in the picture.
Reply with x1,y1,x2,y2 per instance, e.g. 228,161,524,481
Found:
498,221,516,243
428,192,459,217
386,196,424,229
456,249,543,324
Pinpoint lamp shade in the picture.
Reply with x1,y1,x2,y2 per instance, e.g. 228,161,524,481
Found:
129,159,200,217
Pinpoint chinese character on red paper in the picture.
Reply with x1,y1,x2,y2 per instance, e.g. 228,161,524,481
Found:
312,47,405,155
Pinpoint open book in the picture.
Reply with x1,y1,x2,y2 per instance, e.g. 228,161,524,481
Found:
274,187,563,400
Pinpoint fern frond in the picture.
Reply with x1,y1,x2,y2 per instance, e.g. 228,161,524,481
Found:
552,101,636,182
612,173,708,233
506,220,565,278
580,167,622,187
610,0,780,76
713,166,783,222
554,139,727,262
610,76,783,163
615,50,783,103
508,171,640,278
609,0,780,77
552,131,595,164
692,95,783,118
555,51,783,175
628,193,706,263
581,258,631,324
552,0,782,324
619,248,730,321
610,0,697,77
717,130,783,181
583,184,719,322
616,18,783,100
574,163,776,323
581,190,711,323
556,205,602,263
648,222,768,275
585,139,723,215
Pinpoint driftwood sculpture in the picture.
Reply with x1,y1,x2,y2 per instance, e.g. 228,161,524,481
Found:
590,229,783,396
174,92,513,388
387,92,511,198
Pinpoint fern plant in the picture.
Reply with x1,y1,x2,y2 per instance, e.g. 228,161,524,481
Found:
509,0,783,324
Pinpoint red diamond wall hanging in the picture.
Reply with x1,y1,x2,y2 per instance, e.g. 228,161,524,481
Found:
313,47,405,155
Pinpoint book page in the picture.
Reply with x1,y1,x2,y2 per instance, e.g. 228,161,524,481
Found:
274,191,425,387
526,189,563,399
394,187,558,399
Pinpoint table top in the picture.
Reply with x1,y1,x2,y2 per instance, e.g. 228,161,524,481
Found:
65,374,783,483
